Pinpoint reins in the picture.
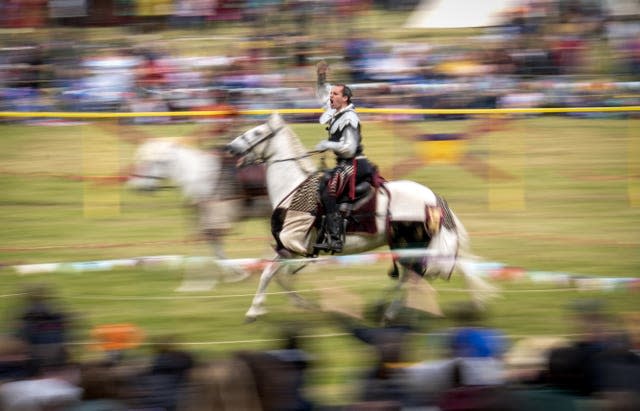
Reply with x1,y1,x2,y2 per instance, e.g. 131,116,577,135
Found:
130,173,165,180
271,149,324,164
236,122,323,174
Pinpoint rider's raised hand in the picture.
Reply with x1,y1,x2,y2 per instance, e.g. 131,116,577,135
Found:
317,60,328,76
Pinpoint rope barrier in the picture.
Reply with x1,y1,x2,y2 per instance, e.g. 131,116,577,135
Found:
9,249,459,275
6,251,638,293
0,106,639,118
66,331,597,347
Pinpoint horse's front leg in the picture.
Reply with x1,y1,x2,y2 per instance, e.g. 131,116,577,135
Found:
205,229,250,283
274,263,317,311
174,229,225,292
245,259,284,322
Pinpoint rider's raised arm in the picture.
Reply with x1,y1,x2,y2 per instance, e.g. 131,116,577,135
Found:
316,61,333,124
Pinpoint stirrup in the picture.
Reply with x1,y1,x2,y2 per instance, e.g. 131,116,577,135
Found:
313,240,331,251
313,238,342,253
328,237,343,253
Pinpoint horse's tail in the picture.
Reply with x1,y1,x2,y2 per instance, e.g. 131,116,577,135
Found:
451,210,471,257
448,207,500,308
456,258,501,309
435,195,472,258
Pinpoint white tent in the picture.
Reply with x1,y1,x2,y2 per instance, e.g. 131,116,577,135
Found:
604,0,640,17
404,0,521,29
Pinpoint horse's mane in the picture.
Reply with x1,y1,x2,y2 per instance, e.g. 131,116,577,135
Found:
268,113,316,174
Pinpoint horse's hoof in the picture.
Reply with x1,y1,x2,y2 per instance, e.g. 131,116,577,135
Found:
245,306,267,322
293,298,318,311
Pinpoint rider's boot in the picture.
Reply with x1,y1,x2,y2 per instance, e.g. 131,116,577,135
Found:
325,212,344,253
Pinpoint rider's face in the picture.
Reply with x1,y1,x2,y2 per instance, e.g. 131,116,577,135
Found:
330,85,348,110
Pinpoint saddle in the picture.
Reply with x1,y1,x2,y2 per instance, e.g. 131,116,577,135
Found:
313,166,384,253
270,167,385,257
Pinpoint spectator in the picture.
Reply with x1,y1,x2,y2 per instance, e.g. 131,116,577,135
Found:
127,335,196,411
435,302,510,411
325,300,418,410
236,323,314,411
0,336,33,382
179,356,262,411
14,284,73,373
540,299,640,397
506,299,640,411
66,360,129,411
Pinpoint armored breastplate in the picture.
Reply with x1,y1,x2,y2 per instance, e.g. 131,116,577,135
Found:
327,110,363,157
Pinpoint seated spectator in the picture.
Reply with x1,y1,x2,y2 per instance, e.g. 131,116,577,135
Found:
0,336,34,382
179,356,262,411
445,301,507,386
236,324,313,411
507,299,640,411
0,361,82,411
127,335,196,411
324,300,419,410
541,300,640,397
66,360,129,411
14,284,73,373
401,301,510,409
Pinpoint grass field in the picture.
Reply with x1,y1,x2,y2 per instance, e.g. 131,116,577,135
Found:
1,115,639,404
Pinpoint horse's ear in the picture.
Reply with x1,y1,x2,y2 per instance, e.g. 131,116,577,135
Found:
270,111,284,127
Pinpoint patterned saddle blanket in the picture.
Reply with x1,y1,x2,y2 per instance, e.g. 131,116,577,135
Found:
289,173,378,235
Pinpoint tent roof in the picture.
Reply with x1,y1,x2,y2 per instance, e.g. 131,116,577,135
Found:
404,0,520,29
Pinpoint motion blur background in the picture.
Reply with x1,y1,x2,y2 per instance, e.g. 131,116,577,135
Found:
0,0,638,114
1,1,639,410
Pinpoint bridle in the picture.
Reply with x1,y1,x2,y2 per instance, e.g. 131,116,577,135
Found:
232,123,321,171
231,122,283,160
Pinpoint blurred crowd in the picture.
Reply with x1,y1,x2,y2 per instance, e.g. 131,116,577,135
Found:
0,0,639,121
1,283,639,410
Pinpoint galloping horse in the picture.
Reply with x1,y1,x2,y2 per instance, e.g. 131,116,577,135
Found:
127,138,270,286
227,112,497,321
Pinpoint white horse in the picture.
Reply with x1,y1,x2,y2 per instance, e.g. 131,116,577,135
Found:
227,112,498,321
127,138,269,288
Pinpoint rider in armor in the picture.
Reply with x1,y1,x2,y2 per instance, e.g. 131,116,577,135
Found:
314,61,374,253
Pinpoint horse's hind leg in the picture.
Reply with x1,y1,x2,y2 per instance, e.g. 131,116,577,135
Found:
383,261,445,320
380,265,411,324
245,258,284,322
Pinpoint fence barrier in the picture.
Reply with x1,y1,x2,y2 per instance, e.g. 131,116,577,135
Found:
0,106,639,118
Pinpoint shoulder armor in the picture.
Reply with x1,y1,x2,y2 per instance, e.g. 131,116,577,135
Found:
330,109,359,134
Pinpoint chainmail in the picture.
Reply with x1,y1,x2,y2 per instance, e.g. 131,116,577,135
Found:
289,173,321,213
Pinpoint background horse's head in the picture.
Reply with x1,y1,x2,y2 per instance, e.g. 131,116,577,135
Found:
127,138,178,192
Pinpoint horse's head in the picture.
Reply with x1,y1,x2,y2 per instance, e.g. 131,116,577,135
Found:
226,113,285,166
127,139,177,192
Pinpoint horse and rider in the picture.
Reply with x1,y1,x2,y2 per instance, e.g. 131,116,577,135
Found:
224,62,499,321
313,61,379,254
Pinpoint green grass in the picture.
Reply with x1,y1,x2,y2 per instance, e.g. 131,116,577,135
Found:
1,116,639,404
